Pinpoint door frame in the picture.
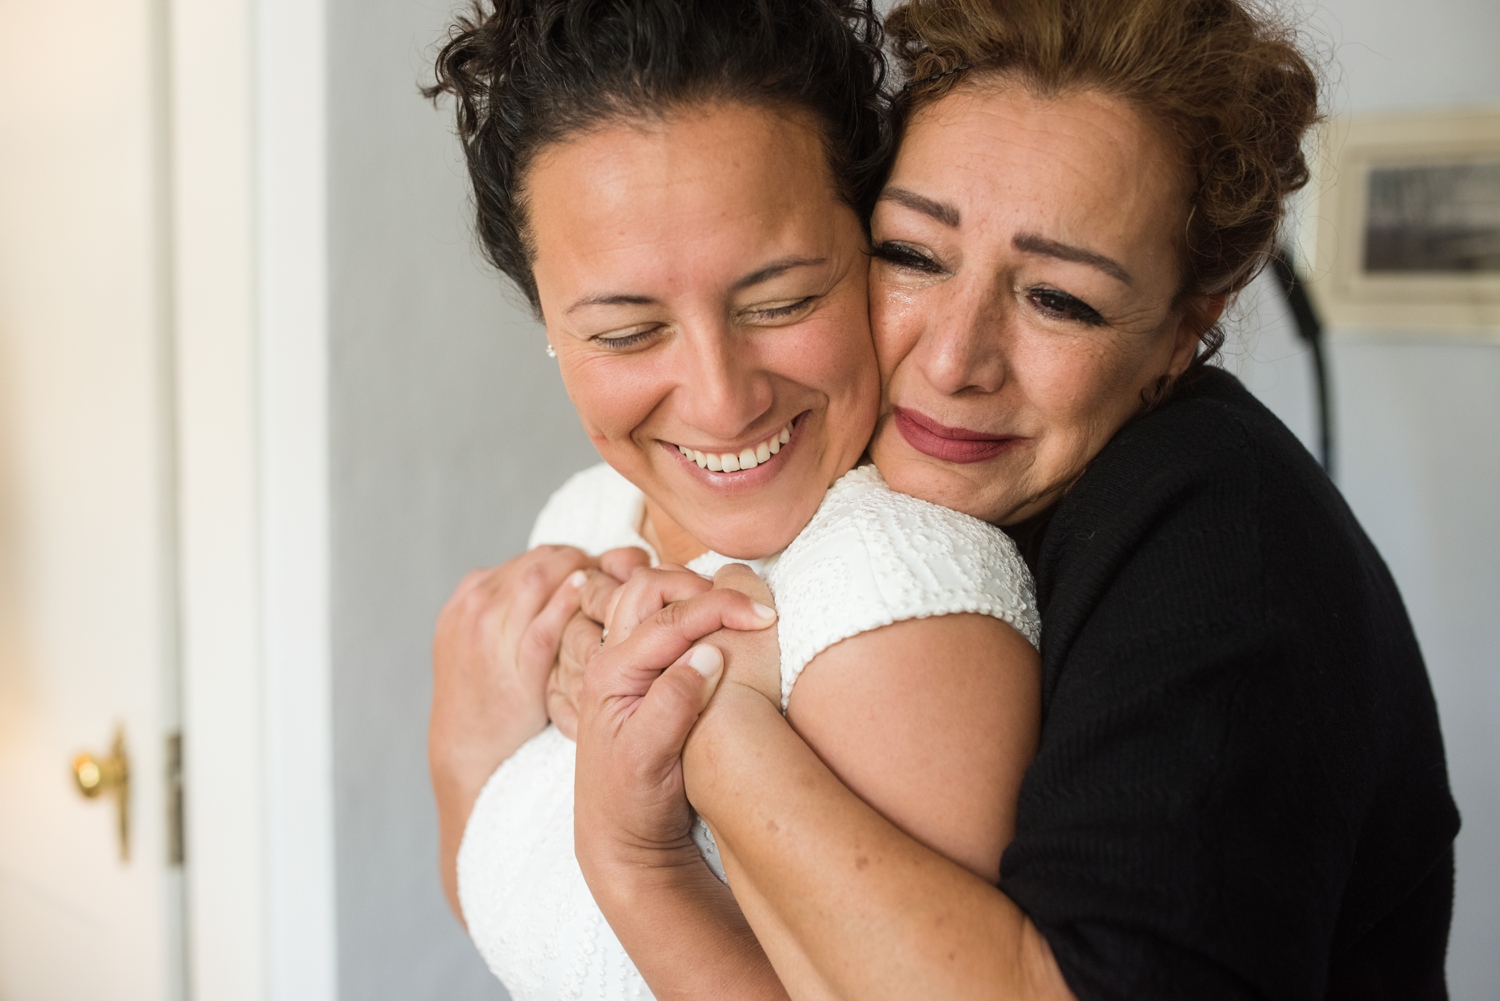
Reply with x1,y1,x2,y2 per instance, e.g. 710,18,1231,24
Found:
170,0,337,997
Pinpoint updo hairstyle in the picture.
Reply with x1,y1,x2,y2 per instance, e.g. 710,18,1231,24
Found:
886,0,1322,365
426,0,892,314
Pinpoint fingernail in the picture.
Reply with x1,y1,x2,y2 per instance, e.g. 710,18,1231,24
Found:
751,602,777,621
566,570,586,588
685,645,723,678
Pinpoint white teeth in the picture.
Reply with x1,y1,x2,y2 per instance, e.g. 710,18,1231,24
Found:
681,419,794,474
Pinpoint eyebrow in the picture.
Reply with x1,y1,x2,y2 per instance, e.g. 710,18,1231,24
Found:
1013,233,1133,285
564,257,825,315
565,292,656,314
878,187,961,228
732,256,826,291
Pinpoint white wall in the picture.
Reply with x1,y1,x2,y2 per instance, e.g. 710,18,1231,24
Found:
1233,1,1500,996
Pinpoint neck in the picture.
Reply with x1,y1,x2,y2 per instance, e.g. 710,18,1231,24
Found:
641,497,710,566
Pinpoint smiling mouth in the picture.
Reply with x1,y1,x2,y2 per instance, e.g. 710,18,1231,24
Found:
672,416,798,473
893,407,1020,464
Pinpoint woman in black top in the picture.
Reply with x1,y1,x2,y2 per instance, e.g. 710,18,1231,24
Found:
427,0,1459,996
556,1,1460,998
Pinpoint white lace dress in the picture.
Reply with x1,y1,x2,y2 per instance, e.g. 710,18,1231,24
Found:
458,463,1040,1000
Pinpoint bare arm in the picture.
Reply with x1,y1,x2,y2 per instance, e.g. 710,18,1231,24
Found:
686,565,1053,998
572,575,791,1000
574,564,1072,1000
685,680,1074,1001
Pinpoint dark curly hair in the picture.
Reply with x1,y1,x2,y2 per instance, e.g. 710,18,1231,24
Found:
885,0,1322,371
426,0,893,314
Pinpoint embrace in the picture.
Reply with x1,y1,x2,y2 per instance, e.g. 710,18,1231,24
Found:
425,0,1459,998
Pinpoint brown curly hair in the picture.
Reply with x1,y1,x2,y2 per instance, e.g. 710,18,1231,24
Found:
885,0,1322,368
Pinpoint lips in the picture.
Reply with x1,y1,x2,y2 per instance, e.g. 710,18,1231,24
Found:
893,407,1019,464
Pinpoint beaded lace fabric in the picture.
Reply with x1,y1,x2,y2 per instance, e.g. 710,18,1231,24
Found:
458,463,1039,1000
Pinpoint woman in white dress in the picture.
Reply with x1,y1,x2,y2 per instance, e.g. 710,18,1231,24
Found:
423,1,1046,997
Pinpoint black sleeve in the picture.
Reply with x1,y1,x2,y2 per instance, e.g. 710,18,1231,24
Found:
999,377,1457,1001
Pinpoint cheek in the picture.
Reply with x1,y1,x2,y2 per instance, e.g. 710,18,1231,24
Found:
1010,333,1139,451
558,356,663,449
870,277,924,382
789,308,879,408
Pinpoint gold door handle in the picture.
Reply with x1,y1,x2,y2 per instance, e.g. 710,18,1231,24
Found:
73,725,130,862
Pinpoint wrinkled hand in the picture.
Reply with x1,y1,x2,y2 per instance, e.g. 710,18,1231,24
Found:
574,568,778,879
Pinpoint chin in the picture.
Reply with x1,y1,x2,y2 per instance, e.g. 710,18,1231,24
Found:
692,515,804,562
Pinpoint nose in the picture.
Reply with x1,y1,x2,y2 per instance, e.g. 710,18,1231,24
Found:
674,317,774,441
914,279,1010,397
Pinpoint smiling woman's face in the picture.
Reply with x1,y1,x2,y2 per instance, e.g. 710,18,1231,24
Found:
869,83,1220,526
527,103,878,561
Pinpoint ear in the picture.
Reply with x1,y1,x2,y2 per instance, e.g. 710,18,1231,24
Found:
1168,294,1227,378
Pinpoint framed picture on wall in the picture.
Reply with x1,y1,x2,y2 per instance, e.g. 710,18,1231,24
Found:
1312,107,1500,337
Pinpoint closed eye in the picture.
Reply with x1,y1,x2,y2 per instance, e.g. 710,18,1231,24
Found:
1027,287,1106,326
872,242,944,274
743,296,817,323
593,325,663,349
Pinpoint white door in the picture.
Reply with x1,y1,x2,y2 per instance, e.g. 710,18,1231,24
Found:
0,0,185,998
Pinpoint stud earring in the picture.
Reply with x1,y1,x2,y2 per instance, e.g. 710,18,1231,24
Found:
545,343,557,359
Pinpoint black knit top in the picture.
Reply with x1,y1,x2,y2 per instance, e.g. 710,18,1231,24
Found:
1000,368,1459,1000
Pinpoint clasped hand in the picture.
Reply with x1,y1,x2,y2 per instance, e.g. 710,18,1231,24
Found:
571,563,780,874
429,543,782,920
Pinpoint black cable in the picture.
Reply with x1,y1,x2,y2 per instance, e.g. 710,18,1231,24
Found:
1269,247,1334,476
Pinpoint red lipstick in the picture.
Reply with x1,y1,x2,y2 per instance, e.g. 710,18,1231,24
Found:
893,407,1019,464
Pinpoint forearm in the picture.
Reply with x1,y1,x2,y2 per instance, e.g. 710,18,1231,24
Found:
585,849,790,1001
685,685,1071,1001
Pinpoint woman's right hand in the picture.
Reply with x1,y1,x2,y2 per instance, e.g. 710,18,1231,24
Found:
430,545,651,922
430,544,595,923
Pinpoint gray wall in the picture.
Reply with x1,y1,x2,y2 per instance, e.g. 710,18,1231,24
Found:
1231,1,1500,995
325,1,597,997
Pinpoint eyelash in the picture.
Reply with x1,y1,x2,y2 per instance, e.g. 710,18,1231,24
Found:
1027,288,1107,326
872,242,943,273
748,296,816,321
875,242,1107,327
594,327,659,350
591,295,818,350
